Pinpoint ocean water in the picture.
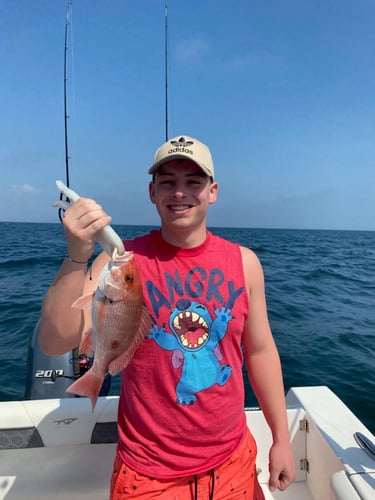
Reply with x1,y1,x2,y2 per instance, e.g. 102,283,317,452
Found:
0,222,374,433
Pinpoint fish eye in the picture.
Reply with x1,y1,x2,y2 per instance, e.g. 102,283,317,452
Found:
125,274,133,283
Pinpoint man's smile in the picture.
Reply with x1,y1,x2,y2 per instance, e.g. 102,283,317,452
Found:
168,204,194,211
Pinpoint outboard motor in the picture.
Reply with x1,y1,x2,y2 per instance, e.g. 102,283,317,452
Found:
24,320,110,400
25,320,80,399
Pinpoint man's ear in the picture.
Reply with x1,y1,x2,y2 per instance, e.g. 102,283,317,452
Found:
209,182,218,205
149,181,156,204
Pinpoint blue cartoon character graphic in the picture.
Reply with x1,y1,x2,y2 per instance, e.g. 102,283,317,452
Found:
148,298,233,405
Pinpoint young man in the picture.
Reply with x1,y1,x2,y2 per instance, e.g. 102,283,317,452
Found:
40,135,295,499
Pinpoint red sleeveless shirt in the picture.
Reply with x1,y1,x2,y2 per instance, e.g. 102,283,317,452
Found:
117,230,249,478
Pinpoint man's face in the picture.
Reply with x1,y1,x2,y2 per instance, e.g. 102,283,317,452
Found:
149,160,218,231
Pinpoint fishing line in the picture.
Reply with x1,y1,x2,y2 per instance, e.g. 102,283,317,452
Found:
165,0,176,140
164,0,169,140
69,4,77,148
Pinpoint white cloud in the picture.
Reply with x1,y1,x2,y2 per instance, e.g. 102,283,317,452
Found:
223,53,257,71
12,184,40,194
175,36,210,64
223,51,285,72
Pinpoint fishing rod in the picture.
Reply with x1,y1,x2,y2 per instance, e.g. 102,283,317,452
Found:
61,1,82,382
59,0,72,223
63,1,71,188
164,0,169,141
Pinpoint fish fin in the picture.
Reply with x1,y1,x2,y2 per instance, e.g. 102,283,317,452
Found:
66,370,104,412
79,329,94,356
140,305,154,330
108,307,152,375
71,292,95,310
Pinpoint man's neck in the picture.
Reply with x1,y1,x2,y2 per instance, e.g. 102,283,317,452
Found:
160,226,208,249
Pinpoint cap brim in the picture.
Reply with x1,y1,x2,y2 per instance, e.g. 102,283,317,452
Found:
148,155,212,177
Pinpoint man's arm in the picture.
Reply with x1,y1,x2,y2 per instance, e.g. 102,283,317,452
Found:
240,246,295,492
39,197,111,355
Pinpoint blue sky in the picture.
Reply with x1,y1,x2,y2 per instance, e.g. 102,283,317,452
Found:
1,0,374,230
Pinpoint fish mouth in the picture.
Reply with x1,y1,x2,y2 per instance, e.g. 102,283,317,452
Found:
172,311,209,349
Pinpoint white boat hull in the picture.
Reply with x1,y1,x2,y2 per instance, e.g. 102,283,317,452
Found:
0,386,374,499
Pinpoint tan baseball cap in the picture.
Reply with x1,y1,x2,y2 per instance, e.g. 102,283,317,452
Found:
148,135,214,178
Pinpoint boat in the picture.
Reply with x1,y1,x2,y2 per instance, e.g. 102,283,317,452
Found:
0,385,374,499
2,4,373,499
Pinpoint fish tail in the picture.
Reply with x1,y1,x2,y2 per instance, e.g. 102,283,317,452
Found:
66,370,104,411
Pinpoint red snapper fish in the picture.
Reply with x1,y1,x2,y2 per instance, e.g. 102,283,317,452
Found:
66,249,151,410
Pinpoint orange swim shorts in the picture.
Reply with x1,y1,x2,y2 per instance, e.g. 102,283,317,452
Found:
110,429,265,499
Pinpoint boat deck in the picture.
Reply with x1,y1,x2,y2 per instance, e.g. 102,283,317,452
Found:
1,443,314,500
1,387,374,499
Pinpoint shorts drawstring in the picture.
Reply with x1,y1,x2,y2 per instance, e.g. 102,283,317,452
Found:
193,469,215,499
209,469,215,500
